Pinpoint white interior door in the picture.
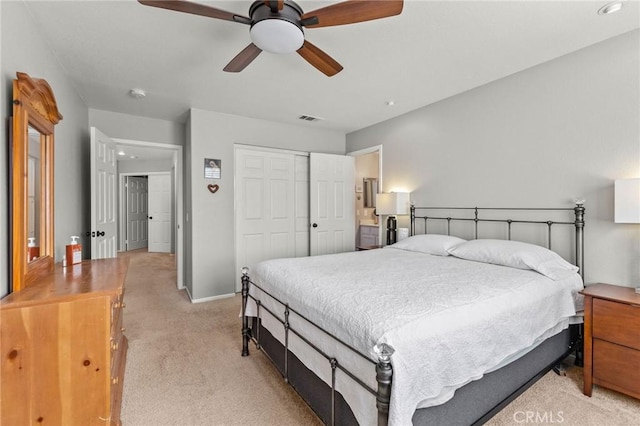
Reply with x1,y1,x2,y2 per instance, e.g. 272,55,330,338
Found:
148,173,172,253
235,148,296,291
126,176,148,251
310,153,356,256
90,127,117,259
294,155,310,257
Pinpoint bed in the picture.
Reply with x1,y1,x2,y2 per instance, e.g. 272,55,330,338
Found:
240,204,585,425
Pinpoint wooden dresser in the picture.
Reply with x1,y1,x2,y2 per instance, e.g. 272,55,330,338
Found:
1,258,129,425
581,283,640,400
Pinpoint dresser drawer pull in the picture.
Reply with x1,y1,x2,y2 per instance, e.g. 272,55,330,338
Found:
111,342,119,351
112,377,119,385
631,304,640,308
121,327,126,333
122,302,126,309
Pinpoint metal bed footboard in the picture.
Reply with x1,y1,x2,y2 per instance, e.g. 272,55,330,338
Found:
241,203,586,426
241,269,392,426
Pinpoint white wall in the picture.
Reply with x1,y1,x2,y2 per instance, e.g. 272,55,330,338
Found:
186,108,346,300
347,30,640,287
1,1,89,297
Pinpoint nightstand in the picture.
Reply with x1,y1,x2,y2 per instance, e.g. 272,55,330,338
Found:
581,283,640,400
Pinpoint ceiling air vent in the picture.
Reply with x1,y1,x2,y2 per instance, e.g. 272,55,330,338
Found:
298,114,324,122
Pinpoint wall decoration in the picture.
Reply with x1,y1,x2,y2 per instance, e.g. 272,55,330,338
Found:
204,158,221,179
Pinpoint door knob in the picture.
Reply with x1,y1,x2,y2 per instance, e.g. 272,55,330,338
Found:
149,216,153,220
312,223,318,228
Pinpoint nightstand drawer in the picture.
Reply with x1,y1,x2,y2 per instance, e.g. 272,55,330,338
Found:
593,299,640,350
593,339,640,397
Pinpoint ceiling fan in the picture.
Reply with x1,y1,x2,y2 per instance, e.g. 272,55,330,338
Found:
138,0,404,76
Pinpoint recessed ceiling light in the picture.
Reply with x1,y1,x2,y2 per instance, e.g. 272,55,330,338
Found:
598,1,624,15
129,88,146,99
118,151,125,156
129,155,137,159
386,100,395,106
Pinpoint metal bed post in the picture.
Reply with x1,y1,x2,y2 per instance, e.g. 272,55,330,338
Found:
573,202,586,367
574,202,585,279
410,205,416,236
375,343,395,426
241,266,250,357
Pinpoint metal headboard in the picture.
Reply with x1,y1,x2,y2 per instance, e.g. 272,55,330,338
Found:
410,203,585,278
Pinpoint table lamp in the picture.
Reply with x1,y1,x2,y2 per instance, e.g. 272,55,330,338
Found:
615,179,640,223
615,178,640,293
376,192,410,245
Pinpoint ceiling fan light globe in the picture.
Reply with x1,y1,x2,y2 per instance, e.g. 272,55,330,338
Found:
250,19,304,54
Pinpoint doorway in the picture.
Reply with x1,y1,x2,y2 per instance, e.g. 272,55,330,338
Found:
119,172,173,254
348,145,383,249
90,127,184,288
123,175,148,251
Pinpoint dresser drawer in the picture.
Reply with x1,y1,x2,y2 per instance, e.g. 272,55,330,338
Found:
110,335,128,426
593,298,640,350
593,339,640,397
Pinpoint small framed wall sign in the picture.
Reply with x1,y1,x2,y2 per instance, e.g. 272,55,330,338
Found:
204,158,221,179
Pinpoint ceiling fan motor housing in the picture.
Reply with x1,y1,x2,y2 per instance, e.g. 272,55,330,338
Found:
249,0,305,54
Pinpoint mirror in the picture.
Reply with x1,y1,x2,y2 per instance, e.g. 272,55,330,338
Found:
363,177,378,208
11,72,62,291
27,126,41,263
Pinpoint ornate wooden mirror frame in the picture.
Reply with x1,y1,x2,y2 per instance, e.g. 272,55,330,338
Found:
11,72,62,291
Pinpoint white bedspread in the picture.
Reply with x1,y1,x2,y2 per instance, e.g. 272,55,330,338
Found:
246,248,583,426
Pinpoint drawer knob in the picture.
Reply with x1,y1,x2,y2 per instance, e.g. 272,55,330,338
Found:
111,342,119,351
121,327,126,333
112,377,119,385
122,302,126,309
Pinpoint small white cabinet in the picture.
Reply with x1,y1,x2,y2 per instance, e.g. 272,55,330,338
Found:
359,224,379,247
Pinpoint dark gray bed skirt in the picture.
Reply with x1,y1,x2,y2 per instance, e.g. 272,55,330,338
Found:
250,318,577,425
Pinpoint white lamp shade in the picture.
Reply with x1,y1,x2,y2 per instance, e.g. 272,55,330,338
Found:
615,179,640,223
376,192,410,215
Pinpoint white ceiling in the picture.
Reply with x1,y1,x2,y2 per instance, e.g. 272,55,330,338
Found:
23,0,640,135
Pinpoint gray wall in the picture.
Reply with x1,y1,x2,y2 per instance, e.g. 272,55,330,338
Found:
1,1,90,297
118,158,173,174
89,108,185,146
347,30,640,288
186,108,346,300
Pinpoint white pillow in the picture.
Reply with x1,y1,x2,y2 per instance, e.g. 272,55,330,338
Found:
447,239,579,280
387,234,466,256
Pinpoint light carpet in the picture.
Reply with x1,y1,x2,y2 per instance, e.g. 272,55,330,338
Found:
119,251,640,425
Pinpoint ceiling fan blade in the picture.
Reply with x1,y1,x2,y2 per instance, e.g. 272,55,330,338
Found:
297,41,343,77
138,1,252,25
223,44,263,73
300,0,403,28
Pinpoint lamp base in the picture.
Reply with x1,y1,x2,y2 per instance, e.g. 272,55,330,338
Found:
386,216,397,245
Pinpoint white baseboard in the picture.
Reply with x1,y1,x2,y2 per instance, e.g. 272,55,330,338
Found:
186,288,235,304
